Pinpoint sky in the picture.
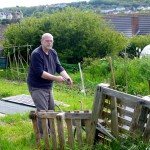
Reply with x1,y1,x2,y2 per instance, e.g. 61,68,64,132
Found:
0,0,89,9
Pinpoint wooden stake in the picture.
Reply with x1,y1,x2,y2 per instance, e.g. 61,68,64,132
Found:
109,57,116,90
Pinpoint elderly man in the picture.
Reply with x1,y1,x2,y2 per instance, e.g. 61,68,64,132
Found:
27,33,72,137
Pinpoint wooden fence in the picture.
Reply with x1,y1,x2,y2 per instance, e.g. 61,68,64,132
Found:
29,110,92,150
30,84,150,149
87,84,150,146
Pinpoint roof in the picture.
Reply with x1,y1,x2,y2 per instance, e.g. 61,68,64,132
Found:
105,15,132,37
0,94,70,115
103,13,150,37
138,14,150,35
0,100,35,115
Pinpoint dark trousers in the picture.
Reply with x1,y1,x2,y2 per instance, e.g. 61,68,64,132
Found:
28,86,54,137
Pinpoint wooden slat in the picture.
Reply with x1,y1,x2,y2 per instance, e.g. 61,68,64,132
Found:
74,111,82,149
29,111,41,149
130,105,142,133
99,94,106,117
49,118,57,150
118,126,130,135
104,115,131,128
47,110,57,150
104,102,134,118
117,99,135,108
84,110,91,144
117,107,133,118
110,96,118,137
41,117,50,150
56,112,66,150
143,114,150,141
118,116,131,127
65,111,91,119
87,86,105,146
101,86,150,108
38,111,92,119
65,111,74,150
37,111,59,118
138,107,149,133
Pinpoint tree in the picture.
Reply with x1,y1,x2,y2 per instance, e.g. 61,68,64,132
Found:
3,8,127,63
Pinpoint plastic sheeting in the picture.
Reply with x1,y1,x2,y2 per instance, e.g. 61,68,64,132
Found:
140,44,150,58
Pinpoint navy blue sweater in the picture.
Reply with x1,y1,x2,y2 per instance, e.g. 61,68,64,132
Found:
27,46,64,88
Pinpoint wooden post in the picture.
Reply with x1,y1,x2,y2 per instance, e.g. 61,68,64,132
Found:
13,47,20,80
78,62,86,96
74,111,82,149
56,112,66,150
7,52,14,80
84,110,91,144
65,111,74,150
87,86,104,146
41,111,50,150
110,96,118,137
48,110,57,150
143,114,150,142
29,111,41,150
109,57,116,90
138,107,149,133
130,105,142,134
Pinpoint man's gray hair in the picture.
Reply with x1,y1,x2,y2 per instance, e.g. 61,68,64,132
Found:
41,33,53,40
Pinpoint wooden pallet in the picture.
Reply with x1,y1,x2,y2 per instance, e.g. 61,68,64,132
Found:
30,84,150,149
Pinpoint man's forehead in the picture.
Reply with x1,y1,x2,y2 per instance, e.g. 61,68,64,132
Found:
42,36,53,40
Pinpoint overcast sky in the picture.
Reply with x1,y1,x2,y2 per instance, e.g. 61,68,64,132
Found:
0,0,89,9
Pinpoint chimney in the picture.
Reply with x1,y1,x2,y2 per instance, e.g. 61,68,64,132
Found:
132,15,139,35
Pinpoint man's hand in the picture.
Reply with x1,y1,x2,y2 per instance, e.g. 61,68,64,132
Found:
66,78,73,85
55,76,66,83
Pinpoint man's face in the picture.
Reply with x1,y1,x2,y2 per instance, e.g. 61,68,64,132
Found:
41,36,53,50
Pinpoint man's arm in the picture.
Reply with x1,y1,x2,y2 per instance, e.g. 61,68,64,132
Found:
41,71,65,83
60,70,73,85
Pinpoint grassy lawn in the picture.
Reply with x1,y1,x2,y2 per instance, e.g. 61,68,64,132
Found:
0,113,36,150
0,79,95,149
0,65,149,149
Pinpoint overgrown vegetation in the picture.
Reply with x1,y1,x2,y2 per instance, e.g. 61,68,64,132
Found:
0,56,149,96
0,6,150,150
3,8,127,63
79,56,150,95
0,78,149,149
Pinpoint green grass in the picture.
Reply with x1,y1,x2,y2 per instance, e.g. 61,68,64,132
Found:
0,78,94,111
0,79,149,149
0,112,149,150
0,113,36,150
0,56,150,149
0,79,95,149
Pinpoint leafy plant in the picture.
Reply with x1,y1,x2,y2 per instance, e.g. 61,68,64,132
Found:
3,8,127,64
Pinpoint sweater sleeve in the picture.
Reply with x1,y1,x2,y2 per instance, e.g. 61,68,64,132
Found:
30,51,43,77
54,51,65,74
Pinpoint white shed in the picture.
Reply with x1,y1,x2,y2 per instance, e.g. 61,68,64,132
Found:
140,44,150,58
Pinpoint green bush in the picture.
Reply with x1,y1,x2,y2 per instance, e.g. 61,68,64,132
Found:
76,56,150,96
3,8,127,64
126,34,150,57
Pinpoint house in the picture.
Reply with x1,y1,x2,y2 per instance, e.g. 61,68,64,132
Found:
103,13,150,37
0,12,6,20
115,7,125,11
6,13,12,19
0,11,23,21
101,8,115,14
